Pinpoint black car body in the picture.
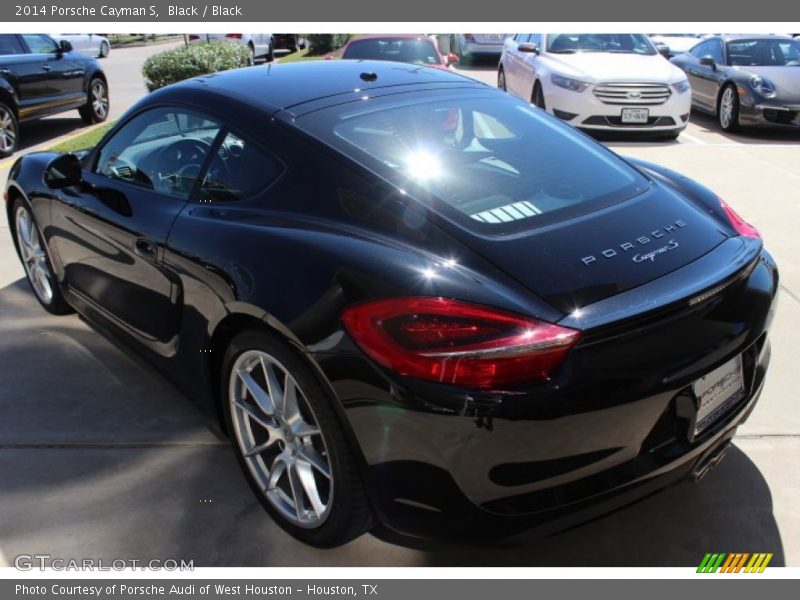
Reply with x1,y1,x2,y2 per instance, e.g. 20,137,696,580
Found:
4,61,778,546
0,33,110,157
671,34,800,131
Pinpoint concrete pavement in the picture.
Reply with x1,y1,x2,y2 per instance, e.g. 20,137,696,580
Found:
0,57,798,567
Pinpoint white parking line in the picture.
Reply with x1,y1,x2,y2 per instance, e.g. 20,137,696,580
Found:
677,131,707,145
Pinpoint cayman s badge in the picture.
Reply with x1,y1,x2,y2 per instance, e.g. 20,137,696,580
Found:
581,219,687,266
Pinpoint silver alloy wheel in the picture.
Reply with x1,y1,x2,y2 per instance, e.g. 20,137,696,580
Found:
720,87,735,129
229,350,333,528
15,205,53,304
91,80,109,120
0,106,16,154
100,41,109,58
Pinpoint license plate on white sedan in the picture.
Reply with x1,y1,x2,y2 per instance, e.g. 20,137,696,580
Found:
621,107,649,123
693,355,746,435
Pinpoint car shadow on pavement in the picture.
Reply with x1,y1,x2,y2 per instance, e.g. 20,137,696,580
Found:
688,109,800,145
10,117,94,159
0,278,785,567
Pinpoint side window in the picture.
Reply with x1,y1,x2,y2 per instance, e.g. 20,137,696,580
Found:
199,132,283,203
95,107,221,199
690,40,709,58
21,34,58,54
516,34,530,44
708,40,724,64
528,34,542,48
0,35,24,55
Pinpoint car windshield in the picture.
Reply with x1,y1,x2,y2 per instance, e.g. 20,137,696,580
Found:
297,95,649,231
546,34,656,55
342,38,443,65
726,38,800,66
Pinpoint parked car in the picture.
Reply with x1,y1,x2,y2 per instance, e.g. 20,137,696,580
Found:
0,34,109,157
648,34,706,58
340,34,458,68
449,33,511,62
671,34,800,131
5,60,776,546
51,33,111,58
187,33,274,64
498,33,692,139
272,34,305,53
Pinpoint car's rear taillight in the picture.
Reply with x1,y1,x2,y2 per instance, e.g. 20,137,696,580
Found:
720,198,760,239
225,34,243,40
341,297,580,388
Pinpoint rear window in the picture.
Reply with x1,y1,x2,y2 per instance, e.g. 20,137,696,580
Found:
343,38,443,66
296,94,649,231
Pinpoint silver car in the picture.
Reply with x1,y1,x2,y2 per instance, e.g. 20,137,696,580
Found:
51,34,110,58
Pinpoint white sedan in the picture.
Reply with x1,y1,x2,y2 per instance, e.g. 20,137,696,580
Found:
51,34,110,58
498,33,692,139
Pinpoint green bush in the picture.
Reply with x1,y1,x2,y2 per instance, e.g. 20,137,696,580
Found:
304,34,351,54
142,41,250,92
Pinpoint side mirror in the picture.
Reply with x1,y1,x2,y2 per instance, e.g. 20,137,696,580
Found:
446,53,459,65
44,154,82,189
518,43,540,54
699,56,716,69
58,39,73,54
657,45,671,57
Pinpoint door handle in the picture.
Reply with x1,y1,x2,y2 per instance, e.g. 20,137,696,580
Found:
42,64,51,71
134,238,158,261
0,68,9,75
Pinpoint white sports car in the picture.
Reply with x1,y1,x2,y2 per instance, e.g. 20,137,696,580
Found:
498,33,692,139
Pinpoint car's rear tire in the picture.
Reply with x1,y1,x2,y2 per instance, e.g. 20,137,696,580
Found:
718,84,740,132
247,44,256,66
0,102,18,158
497,67,507,91
99,40,110,58
265,41,274,63
222,329,372,547
79,77,109,124
11,197,72,315
533,81,546,110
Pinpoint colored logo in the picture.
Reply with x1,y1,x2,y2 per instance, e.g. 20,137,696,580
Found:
697,553,773,573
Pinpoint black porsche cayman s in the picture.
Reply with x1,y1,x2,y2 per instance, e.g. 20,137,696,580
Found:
4,60,778,547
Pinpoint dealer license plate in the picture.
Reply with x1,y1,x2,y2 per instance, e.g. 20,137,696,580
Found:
693,355,746,435
621,107,649,124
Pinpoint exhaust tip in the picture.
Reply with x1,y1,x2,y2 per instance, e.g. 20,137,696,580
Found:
692,440,732,482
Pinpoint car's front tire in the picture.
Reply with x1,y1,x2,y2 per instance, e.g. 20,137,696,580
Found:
11,197,72,315
79,77,109,124
99,40,110,58
222,330,372,547
718,84,740,132
0,102,18,158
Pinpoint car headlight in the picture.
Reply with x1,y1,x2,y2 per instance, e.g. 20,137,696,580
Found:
671,79,691,94
550,73,590,93
749,75,777,98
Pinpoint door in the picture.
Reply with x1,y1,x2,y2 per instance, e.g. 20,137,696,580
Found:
0,34,50,120
19,34,85,114
684,39,724,110
503,35,526,95
48,106,223,353
519,33,543,101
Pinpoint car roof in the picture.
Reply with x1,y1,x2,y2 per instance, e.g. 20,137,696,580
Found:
716,33,796,42
347,34,435,42
157,60,483,116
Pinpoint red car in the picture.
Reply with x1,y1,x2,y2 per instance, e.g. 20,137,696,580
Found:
339,34,458,68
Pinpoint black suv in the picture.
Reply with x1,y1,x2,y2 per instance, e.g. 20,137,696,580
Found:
0,34,109,157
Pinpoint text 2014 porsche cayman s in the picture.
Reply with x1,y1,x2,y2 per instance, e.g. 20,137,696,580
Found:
5,61,777,547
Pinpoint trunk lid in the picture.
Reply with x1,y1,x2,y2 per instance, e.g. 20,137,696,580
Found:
463,183,729,315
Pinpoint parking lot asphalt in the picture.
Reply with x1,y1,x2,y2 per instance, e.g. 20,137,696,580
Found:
1,57,799,567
